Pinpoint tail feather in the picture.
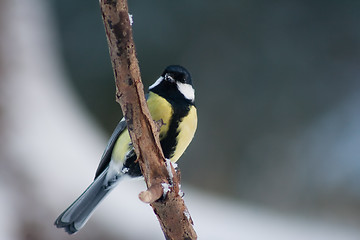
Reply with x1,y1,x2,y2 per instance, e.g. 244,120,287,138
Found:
55,168,112,234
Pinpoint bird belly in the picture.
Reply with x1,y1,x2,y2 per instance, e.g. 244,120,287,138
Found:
110,92,195,170
111,92,172,165
171,106,197,162
147,92,173,138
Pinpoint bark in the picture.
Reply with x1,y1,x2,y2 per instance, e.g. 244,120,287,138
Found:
99,0,197,239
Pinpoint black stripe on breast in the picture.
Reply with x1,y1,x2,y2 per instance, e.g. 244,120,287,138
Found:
160,101,191,159
150,81,194,159
122,102,190,177
122,82,194,177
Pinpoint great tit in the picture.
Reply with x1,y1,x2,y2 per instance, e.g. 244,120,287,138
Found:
55,65,197,234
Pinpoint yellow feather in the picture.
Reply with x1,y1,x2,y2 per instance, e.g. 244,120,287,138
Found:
147,92,173,138
111,129,131,164
112,92,173,163
171,106,197,162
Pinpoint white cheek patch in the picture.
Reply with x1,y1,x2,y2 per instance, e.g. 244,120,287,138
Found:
177,82,195,102
149,76,164,90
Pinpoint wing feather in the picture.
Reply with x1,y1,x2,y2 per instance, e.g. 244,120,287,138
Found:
94,118,127,179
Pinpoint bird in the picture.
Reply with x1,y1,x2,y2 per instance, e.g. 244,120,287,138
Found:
54,65,197,234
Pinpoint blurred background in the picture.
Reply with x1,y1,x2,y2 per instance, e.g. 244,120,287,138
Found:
1,0,360,239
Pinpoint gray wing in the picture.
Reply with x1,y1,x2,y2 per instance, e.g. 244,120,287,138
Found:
94,118,127,179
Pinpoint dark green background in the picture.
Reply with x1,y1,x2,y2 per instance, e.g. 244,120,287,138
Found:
51,0,360,218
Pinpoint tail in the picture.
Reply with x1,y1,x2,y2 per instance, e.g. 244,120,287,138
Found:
54,168,112,234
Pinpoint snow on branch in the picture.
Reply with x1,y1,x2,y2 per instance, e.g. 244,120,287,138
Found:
99,0,197,239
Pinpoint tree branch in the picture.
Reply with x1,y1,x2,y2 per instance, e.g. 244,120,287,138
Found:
99,0,197,239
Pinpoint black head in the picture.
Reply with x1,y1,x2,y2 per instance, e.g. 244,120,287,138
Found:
161,65,193,86
149,65,195,103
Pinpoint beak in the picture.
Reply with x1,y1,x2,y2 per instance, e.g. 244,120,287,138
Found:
165,73,175,83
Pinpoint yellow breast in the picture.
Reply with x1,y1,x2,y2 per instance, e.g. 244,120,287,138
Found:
111,92,173,163
112,92,197,164
170,106,197,162
147,92,173,138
